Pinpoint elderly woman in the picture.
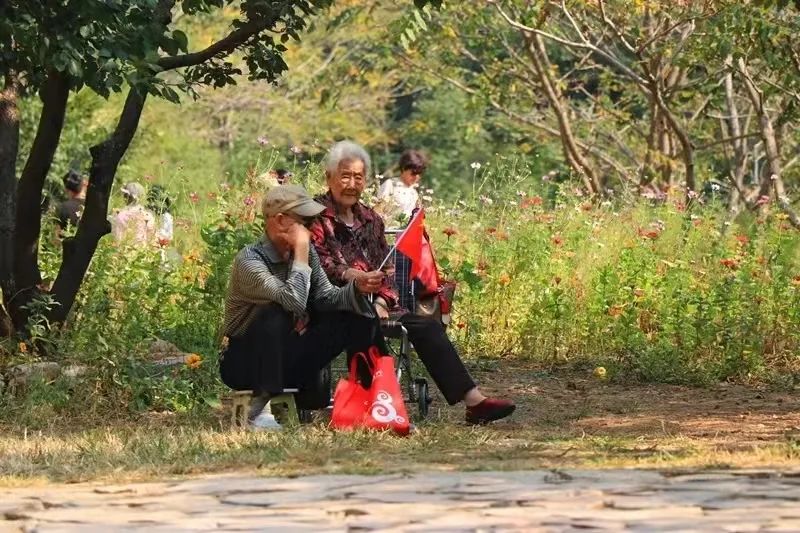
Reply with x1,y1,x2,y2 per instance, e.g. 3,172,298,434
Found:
309,141,515,425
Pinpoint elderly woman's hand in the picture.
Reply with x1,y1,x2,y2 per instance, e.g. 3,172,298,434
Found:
349,269,384,294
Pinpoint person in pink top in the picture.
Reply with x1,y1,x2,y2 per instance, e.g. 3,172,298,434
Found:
110,182,155,245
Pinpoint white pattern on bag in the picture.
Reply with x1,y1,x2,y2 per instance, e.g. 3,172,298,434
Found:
370,391,406,424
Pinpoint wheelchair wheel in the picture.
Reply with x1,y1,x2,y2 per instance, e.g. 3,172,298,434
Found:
414,378,431,419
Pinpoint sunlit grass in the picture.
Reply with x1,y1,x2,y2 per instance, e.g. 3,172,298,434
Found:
1,418,797,486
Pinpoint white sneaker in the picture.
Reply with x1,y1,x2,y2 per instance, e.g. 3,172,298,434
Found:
249,402,283,431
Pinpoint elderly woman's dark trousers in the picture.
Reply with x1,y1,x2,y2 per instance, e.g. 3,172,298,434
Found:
398,313,476,405
220,306,386,408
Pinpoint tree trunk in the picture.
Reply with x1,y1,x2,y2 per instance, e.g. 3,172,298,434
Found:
49,89,148,323
524,33,602,195
738,57,800,228
722,67,747,215
0,71,20,332
9,70,69,329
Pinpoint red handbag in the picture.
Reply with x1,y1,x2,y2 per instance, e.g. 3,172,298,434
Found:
330,346,410,436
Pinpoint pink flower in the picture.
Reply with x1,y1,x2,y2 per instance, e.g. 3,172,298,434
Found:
257,136,269,146
189,192,199,203
290,145,302,155
243,196,255,206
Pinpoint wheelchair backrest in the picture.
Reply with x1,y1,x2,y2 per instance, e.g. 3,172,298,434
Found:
384,228,417,311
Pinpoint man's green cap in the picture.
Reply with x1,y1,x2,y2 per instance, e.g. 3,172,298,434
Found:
261,184,325,218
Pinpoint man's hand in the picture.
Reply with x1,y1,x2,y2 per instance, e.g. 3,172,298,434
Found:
286,223,310,247
286,223,310,265
353,270,384,294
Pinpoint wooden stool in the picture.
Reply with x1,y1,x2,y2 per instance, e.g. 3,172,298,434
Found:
228,389,300,429
269,391,300,427
230,390,253,429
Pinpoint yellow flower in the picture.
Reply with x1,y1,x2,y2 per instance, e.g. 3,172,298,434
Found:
593,366,607,380
185,353,202,369
18,342,27,354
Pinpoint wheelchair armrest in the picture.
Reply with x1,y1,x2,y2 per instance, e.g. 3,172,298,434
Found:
380,319,406,339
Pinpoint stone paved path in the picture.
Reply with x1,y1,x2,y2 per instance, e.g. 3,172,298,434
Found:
3,469,800,531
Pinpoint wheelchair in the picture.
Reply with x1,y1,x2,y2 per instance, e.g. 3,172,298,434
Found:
297,229,434,422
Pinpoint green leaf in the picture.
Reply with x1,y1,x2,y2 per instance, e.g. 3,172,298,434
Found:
172,30,189,52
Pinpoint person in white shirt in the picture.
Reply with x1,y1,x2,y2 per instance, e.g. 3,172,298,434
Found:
110,182,155,245
376,149,428,225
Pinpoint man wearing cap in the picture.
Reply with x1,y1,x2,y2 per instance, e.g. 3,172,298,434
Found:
110,181,155,244
220,184,387,430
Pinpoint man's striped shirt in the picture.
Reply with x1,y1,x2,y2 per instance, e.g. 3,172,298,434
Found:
223,237,372,338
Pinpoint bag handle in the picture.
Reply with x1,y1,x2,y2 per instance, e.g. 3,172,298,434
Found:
348,345,383,383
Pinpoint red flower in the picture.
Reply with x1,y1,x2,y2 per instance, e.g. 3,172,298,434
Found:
189,192,199,203
486,227,497,235
157,237,171,247
457,322,466,329
443,227,457,238
551,234,563,246
720,258,739,270
522,195,543,208
735,234,749,245
637,227,660,240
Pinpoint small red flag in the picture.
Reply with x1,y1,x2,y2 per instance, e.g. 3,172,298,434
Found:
395,210,439,294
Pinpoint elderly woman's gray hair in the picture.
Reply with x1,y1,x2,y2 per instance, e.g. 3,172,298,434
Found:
324,140,371,177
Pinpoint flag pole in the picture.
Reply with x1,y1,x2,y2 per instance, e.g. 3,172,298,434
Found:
377,209,422,272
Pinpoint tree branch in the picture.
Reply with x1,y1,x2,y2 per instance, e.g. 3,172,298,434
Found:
157,16,277,71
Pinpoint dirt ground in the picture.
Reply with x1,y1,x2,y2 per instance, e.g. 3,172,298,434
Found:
454,362,800,447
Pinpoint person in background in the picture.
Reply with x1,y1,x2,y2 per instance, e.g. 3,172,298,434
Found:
275,168,293,184
56,169,87,232
375,149,427,224
310,141,516,425
110,182,155,245
220,184,384,430
147,185,174,245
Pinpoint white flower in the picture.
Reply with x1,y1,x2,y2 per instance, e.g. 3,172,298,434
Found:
687,190,698,199
425,188,434,194
470,162,482,170
479,195,493,205
711,183,721,192
422,195,433,202
516,190,526,197
375,174,384,180
290,145,302,155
